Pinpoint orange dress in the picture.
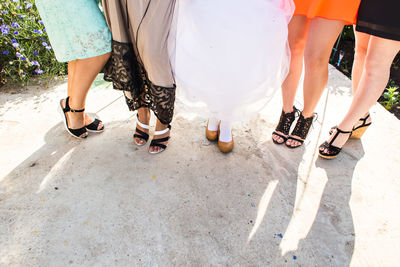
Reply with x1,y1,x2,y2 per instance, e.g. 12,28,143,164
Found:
293,0,361,25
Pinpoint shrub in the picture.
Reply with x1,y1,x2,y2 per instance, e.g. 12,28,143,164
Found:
380,86,399,110
0,0,67,86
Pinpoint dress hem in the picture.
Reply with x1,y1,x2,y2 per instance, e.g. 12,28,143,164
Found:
293,14,355,25
55,47,112,63
356,26,400,42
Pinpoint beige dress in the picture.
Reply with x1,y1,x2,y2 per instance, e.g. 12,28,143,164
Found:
101,0,176,125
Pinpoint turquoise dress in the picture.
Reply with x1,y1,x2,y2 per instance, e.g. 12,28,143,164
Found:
35,0,111,62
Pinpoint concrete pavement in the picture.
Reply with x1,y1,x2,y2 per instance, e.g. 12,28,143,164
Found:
0,66,399,266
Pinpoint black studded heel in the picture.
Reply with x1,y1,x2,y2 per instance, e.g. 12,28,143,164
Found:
319,128,353,159
59,97,87,139
286,113,316,148
272,106,299,145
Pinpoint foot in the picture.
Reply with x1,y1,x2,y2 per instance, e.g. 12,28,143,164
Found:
218,136,234,153
285,135,302,148
134,109,150,146
319,127,352,159
206,118,220,141
149,122,171,154
84,113,104,131
272,106,298,145
60,98,87,138
286,113,315,148
272,131,286,144
218,121,233,153
319,128,351,155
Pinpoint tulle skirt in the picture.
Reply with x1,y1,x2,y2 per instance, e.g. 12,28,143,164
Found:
171,0,294,122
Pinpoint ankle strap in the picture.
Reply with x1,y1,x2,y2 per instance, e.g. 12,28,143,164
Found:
360,113,370,122
64,97,85,113
154,125,171,136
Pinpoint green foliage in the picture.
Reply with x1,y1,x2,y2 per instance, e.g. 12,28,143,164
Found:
342,25,355,41
0,0,67,86
380,86,399,110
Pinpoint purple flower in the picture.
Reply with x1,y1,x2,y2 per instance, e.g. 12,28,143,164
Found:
26,3,33,8
21,56,26,61
1,24,10,35
33,29,43,34
16,5,22,10
40,37,45,41
11,22,20,28
38,20,43,25
12,0,18,3
16,52,22,58
31,60,39,66
1,10,8,14
42,42,48,46
45,46,52,50
12,42,19,48
11,39,17,43
13,31,19,35
33,51,39,55
19,15,26,18
34,68,43,74
3,51,9,55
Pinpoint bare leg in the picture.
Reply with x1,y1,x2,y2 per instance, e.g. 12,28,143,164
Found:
61,52,110,133
352,30,371,93
287,18,345,147
351,30,373,128
272,15,310,144
322,36,400,150
66,58,105,130
67,60,75,96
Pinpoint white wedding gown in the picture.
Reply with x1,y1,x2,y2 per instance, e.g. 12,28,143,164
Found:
171,0,294,122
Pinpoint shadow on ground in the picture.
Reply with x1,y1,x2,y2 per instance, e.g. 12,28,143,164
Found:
0,113,363,265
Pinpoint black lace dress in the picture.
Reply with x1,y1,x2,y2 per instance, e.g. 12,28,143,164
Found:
101,0,176,125
356,0,400,41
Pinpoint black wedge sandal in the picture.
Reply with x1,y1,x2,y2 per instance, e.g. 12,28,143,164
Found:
286,113,316,149
329,113,371,139
319,128,352,159
272,106,299,145
149,125,171,154
59,97,87,139
133,114,150,146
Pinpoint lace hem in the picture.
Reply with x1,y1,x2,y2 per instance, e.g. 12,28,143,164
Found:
103,40,176,125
